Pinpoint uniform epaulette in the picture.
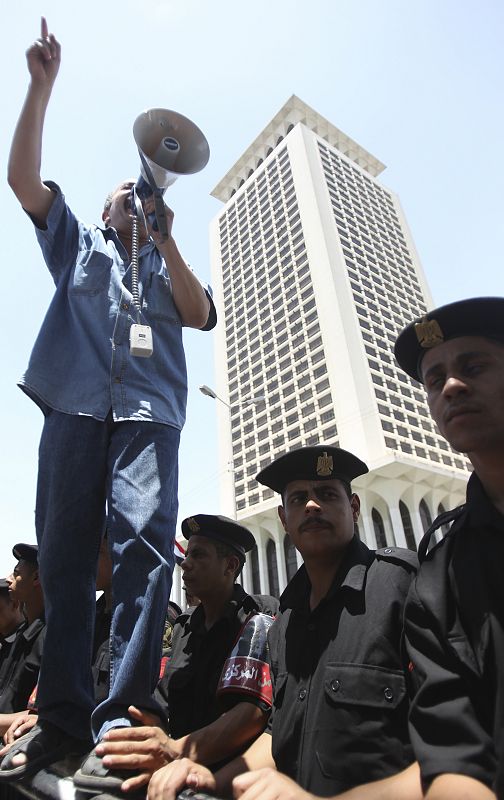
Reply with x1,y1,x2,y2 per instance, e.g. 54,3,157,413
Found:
417,504,467,562
375,546,418,571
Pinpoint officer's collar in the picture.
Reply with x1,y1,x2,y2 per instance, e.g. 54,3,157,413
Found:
280,535,371,611
188,583,249,632
465,472,504,529
0,621,26,645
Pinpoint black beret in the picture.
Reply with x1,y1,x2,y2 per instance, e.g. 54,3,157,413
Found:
256,445,368,495
12,543,39,564
181,514,255,562
394,297,504,383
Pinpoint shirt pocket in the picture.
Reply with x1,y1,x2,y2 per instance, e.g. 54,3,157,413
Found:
70,250,112,295
324,662,406,709
317,662,408,782
145,273,181,323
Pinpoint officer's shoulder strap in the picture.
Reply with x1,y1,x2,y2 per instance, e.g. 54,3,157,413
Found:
417,504,467,562
374,546,418,571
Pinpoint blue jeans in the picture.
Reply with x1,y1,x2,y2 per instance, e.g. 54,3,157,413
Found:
35,410,179,741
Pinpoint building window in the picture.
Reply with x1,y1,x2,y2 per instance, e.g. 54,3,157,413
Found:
250,544,261,593
372,508,387,548
283,534,298,581
399,501,417,551
266,539,280,597
419,499,432,533
437,503,452,535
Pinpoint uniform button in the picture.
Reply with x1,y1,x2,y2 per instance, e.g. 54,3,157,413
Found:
121,303,129,310
330,679,340,692
114,377,121,383
384,687,394,702
384,548,392,554
307,623,316,632
298,688,307,701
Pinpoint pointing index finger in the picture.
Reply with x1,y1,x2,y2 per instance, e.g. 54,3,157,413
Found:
41,17,48,39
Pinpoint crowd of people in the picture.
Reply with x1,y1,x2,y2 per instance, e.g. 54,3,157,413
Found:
1,14,502,800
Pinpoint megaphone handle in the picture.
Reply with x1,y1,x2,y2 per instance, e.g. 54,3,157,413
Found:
152,190,169,241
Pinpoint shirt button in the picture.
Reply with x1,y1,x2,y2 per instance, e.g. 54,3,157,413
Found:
307,623,316,632
384,687,394,702
114,377,121,383
330,679,340,693
122,303,129,311
298,688,307,701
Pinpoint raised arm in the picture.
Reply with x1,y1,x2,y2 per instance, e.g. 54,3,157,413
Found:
7,17,60,225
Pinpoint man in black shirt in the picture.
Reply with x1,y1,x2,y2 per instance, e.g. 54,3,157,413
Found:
0,580,25,675
394,296,504,800
74,515,277,794
0,545,45,717
148,446,421,800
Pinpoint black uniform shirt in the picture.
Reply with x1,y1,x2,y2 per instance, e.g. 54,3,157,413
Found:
0,622,27,672
405,473,504,791
0,617,45,713
268,535,417,796
157,585,278,739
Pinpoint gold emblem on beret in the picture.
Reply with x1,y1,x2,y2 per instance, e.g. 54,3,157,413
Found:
186,517,200,533
316,452,333,477
414,317,444,349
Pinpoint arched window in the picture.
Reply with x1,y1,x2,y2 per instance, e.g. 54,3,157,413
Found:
266,539,280,597
437,503,452,535
419,499,433,533
283,534,298,581
372,508,387,549
399,501,417,551
250,544,261,594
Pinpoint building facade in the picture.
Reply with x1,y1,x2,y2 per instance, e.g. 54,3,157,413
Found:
198,95,468,600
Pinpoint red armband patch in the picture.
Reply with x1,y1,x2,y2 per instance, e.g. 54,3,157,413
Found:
216,612,274,706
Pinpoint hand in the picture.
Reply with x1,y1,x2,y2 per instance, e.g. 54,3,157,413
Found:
26,17,61,91
3,713,38,746
142,195,175,246
95,705,177,793
233,769,314,800
148,758,217,800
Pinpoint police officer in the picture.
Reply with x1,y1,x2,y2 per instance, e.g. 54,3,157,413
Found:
394,297,504,800
0,580,25,673
79,515,278,795
0,545,45,716
148,446,421,800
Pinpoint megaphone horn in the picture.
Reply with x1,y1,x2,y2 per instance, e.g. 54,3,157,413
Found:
133,108,210,191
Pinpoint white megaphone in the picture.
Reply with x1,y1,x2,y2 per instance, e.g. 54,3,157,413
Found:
131,108,210,238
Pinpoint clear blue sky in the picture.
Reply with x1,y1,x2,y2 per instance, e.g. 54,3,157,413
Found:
1,0,502,575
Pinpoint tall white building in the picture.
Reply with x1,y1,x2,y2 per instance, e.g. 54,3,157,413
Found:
204,95,468,598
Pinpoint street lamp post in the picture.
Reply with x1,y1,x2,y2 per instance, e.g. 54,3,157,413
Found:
198,385,266,515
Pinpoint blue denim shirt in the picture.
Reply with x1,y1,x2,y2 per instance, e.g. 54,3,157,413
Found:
19,183,215,428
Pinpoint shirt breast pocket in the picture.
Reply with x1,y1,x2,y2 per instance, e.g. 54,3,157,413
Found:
70,250,112,295
324,662,406,709
146,273,181,323
317,662,408,782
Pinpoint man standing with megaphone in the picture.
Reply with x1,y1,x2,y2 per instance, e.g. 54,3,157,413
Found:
2,17,216,789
